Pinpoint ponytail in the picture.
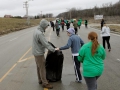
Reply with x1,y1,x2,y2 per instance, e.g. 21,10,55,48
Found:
91,38,99,55
88,32,99,55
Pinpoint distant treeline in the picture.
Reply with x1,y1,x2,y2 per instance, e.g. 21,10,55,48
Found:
57,1,120,19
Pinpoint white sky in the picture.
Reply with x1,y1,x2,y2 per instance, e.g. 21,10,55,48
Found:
0,0,119,17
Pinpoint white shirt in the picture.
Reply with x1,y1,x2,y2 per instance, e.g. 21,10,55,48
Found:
101,26,110,37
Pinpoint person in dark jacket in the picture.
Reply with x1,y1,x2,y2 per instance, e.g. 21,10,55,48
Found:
61,20,65,31
66,21,70,30
85,20,88,28
56,28,84,83
51,21,54,31
101,19,105,30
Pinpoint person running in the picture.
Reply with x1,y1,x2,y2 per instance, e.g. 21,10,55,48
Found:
56,28,84,83
32,19,57,89
73,20,78,34
55,20,60,36
78,32,106,90
101,23,111,52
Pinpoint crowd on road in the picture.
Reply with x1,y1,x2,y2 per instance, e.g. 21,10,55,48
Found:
32,18,111,90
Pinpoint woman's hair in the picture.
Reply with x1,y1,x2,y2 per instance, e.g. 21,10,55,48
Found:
88,32,99,55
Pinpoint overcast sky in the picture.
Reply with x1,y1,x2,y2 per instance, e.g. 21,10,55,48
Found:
0,0,119,17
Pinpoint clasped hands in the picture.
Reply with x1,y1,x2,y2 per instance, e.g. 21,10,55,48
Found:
55,47,60,50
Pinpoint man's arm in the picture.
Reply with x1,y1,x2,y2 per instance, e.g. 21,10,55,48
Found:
38,34,55,52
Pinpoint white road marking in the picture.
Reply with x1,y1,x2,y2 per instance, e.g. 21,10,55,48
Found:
9,37,18,41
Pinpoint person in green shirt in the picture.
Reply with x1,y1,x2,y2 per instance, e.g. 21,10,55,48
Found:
77,19,82,29
78,32,106,90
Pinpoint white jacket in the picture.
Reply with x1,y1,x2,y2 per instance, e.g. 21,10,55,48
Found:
101,26,110,37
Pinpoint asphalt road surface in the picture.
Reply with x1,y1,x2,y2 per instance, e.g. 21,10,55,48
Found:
0,23,120,90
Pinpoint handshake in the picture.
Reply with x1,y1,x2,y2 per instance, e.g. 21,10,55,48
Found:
55,47,60,51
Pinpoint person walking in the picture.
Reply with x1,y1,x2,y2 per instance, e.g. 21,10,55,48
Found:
101,19,105,30
55,20,60,36
85,20,88,28
73,20,78,34
101,23,111,52
51,21,54,31
56,28,84,83
32,19,57,89
77,19,82,29
66,21,70,30
78,32,106,90
61,20,65,31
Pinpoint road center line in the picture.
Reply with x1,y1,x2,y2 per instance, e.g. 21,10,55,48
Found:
0,47,32,82
0,64,17,82
0,28,52,83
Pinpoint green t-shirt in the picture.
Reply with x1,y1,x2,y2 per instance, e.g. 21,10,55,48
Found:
78,41,106,77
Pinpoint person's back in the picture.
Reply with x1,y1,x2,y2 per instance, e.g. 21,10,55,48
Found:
78,32,106,90
55,22,59,29
77,20,81,26
102,26,110,37
73,21,77,28
51,22,54,27
58,28,84,83
79,42,105,76
61,21,64,26
69,35,84,54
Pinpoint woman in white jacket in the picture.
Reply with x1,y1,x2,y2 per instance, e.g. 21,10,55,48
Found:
101,23,111,52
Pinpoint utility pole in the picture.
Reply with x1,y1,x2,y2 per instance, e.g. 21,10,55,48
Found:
23,0,33,25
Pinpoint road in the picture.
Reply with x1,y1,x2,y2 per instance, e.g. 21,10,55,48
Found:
0,23,120,90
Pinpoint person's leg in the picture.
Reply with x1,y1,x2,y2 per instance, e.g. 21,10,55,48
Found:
95,76,100,89
62,25,64,31
58,29,60,36
84,77,97,90
74,28,77,34
106,36,111,50
102,37,106,49
34,55,48,85
37,66,41,84
56,29,58,36
72,56,82,82
53,26,54,31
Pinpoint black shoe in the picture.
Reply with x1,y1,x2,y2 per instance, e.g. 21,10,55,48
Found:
108,49,111,52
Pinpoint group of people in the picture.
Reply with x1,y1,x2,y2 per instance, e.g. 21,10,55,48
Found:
32,19,111,90
50,19,88,37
